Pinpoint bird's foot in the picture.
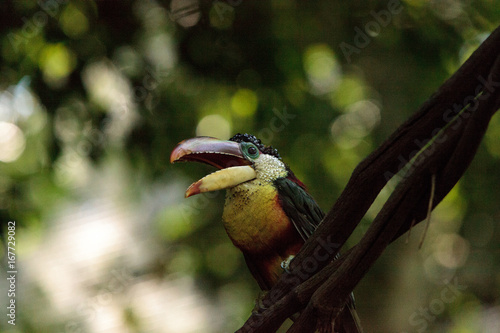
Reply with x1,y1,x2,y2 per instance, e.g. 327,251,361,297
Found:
281,255,295,273
253,291,269,314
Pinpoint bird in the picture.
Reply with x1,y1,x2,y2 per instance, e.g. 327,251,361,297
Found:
171,133,362,332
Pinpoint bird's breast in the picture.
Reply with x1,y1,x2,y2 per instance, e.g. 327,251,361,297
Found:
222,180,298,254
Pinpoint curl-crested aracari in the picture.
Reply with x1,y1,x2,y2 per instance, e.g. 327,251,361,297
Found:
171,133,362,332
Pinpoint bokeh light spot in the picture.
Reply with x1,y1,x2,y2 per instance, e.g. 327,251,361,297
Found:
209,1,235,29
303,44,341,94
196,114,231,139
0,122,26,162
60,3,89,39
430,0,463,21
433,233,470,269
330,100,380,148
170,0,201,28
39,44,77,85
231,89,258,117
331,74,367,108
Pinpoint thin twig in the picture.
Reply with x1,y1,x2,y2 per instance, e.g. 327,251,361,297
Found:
406,218,416,243
419,173,436,249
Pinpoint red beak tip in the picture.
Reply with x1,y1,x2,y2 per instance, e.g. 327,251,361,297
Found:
185,182,201,198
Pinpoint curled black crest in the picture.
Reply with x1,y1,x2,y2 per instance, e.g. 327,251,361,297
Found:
229,133,281,160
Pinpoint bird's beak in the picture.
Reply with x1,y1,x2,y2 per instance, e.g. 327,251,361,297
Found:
170,137,257,197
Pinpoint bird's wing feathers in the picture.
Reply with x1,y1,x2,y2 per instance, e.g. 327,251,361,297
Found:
272,177,362,332
274,177,324,241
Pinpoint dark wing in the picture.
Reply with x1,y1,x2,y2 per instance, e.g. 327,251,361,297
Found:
274,177,324,241
275,178,362,332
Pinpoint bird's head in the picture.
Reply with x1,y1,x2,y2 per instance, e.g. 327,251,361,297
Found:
171,133,303,197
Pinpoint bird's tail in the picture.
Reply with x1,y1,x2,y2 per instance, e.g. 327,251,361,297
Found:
335,301,363,333
289,300,363,333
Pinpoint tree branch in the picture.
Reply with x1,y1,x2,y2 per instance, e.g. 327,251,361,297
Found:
237,24,500,333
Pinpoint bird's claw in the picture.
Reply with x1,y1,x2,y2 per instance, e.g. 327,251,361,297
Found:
253,291,269,314
281,255,295,273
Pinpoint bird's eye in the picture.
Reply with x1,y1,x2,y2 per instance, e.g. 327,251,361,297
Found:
241,142,260,160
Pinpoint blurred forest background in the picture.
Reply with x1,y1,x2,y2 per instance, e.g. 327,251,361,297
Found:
0,0,499,332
